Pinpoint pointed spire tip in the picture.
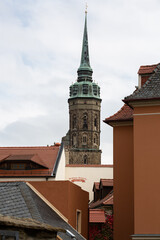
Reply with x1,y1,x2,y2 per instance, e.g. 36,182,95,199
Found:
85,3,88,14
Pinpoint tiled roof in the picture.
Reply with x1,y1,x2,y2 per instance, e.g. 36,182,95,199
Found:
0,182,85,240
138,64,158,75
89,209,105,223
89,191,113,209
124,64,160,102
104,104,133,124
0,145,60,176
100,179,113,187
103,194,113,205
93,182,100,190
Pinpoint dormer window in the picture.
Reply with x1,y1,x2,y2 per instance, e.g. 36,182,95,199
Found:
0,154,47,171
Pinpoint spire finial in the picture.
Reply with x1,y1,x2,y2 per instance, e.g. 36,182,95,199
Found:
85,3,88,13
77,9,93,82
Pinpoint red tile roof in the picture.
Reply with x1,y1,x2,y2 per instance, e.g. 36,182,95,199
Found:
103,194,113,205
138,64,158,75
104,104,133,124
89,209,105,223
100,179,113,187
94,182,100,190
89,191,113,209
0,145,60,177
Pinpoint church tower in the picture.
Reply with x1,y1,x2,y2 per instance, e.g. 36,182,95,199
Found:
66,11,101,165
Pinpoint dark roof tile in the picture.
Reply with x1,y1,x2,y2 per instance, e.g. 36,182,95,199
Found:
125,64,160,102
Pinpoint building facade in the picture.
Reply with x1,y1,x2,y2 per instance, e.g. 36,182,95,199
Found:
104,63,160,240
64,11,101,165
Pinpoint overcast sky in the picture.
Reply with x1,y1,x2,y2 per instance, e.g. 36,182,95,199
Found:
0,0,160,164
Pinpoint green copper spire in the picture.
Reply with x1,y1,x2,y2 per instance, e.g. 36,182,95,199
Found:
77,10,93,82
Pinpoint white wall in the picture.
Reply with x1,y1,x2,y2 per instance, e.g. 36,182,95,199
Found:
65,165,113,201
55,147,66,180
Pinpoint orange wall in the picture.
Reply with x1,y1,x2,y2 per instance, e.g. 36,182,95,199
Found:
134,106,160,234
29,181,89,239
113,125,134,240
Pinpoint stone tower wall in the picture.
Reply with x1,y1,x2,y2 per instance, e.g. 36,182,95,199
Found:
68,98,101,164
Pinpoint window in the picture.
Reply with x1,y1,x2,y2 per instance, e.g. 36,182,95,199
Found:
73,115,76,129
94,116,98,130
83,115,88,129
76,210,81,233
72,134,77,147
73,85,78,96
82,135,87,144
93,85,98,95
0,230,19,240
82,84,88,94
94,134,98,145
11,163,25,170
84,155,88,164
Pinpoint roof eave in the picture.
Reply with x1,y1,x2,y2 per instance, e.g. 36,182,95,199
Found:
123,97,160,108
104,118,133,127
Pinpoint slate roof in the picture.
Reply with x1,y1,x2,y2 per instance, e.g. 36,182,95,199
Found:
0,182,85,240
89,209,105,223
0,144,62,177
104,104,133,124
124,63,160,102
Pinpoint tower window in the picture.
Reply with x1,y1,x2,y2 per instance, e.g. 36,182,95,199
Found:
93,134,98,145
83,115,88,129
94,118,97,127
69,86,73,97
83,155,88,165
73,115,76,129
72,134,77,147
82,84,88,94
73,85,78,96
82,135,87,144
93,85,98,95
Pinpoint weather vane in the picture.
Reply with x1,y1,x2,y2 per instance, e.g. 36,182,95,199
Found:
85,3,88,13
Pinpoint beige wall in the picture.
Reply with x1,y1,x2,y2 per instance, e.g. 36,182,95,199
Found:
134,105,160,234
65,165,113,201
